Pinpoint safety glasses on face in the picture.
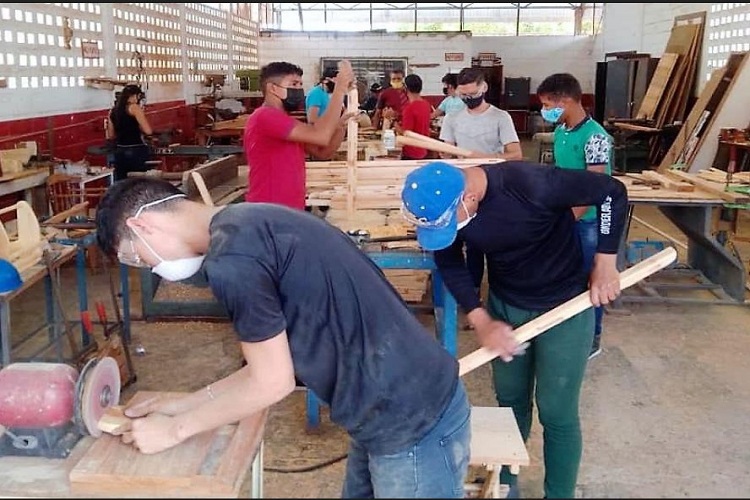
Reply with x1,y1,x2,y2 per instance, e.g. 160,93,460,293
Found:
117,238,149,268
457,90,484,100
400,194,462,228
116,193,187,267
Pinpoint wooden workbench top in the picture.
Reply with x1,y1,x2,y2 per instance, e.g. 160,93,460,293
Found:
0,391,267,498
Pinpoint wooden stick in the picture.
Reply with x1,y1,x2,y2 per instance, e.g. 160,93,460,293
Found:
403,130,451,148
458,247,678,376
41,202,90,225
97,405,132,436
347,86,359,218
396,135,477,157
191,171,215,207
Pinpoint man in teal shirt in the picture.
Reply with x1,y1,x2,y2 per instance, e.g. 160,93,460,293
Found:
537,73,613,359
305,67,337,124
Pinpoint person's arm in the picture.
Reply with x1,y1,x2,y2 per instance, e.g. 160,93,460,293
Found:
506,162,629,305
128,103,153,136
306,113,351,160
433,240,518,361
105,117,116,141
121,255,296,454
431,98,448,119
496,110,522,160
572,132,612,220
437,113,457,159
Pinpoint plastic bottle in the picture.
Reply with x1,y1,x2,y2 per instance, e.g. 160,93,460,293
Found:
382,129,396,150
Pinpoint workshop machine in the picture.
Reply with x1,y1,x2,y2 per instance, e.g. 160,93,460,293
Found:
0,356,121,459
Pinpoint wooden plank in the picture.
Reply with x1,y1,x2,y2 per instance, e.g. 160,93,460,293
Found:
181,155,240,200
347,87,359,218
663,169,750,203
458,247,679,376
396,134,476,157
657,66,726,171
469,407,529,468
69,391,267,498
640,170,694,192
635,53,679,121
686,51,750,173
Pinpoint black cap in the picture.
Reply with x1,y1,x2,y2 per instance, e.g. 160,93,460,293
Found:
322,67,338,79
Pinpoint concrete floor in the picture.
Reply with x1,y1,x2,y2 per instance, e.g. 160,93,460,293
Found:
3,204,750,498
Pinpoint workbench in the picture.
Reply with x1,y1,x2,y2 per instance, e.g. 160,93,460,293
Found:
0,243,92,368
305,248,458,429
618,175,748,304
0,391,267,498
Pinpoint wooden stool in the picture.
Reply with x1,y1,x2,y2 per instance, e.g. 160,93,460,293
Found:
465,406,530,499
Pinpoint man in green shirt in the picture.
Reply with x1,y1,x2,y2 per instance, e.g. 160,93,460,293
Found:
537,73,614,359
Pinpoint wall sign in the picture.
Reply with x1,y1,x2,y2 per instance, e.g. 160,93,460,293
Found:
444,52,464,62
81,41,100,59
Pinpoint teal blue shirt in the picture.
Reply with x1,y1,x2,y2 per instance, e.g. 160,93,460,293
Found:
305,85,330,118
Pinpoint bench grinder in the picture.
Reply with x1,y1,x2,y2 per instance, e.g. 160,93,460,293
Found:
0,356,121,458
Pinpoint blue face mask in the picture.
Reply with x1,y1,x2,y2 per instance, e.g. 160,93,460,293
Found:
541,106,564,124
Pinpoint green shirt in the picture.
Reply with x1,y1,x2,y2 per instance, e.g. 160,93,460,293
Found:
553,116,613,221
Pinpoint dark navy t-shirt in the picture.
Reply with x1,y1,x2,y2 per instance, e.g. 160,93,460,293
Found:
203,203,458,455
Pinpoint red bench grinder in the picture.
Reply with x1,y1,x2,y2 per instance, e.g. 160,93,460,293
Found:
0,356,121,458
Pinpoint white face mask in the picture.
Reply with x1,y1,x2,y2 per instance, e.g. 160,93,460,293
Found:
131,194,206,282
456,198,476,231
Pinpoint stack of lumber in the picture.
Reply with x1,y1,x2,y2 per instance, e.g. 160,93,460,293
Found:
658,51,750,173
306,157,505,227
623,13,705,165
382,269,430,303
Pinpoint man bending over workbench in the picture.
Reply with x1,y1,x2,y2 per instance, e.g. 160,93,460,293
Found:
95,177,471,498
400,161,628,498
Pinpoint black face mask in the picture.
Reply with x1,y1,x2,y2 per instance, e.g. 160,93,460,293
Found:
462,93,484,110
282,88,305,112
442,87,449,96
325,81,335,93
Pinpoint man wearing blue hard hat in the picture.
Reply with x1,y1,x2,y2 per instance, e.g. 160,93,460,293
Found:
401,160,629,499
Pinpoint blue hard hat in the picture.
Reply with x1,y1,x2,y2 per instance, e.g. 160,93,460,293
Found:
0,259,22,294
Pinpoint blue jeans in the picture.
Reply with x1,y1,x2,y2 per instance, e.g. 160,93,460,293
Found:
577,219,603,338
341,381,471,498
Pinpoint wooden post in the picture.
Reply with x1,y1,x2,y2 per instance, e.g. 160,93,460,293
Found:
346,86,359,219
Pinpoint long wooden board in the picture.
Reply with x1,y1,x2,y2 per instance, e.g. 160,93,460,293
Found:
458,247,678,376
69,391,267,498
635,52,679,121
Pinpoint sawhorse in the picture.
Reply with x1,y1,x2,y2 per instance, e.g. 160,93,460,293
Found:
305,249,458,429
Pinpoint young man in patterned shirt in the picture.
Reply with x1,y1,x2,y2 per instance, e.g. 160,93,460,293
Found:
536,73,614,359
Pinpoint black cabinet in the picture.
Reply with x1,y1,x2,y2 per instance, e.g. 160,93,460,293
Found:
597,56,658,121
504,77,531,109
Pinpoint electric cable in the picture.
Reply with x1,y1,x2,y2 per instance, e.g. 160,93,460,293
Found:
263,453,348,474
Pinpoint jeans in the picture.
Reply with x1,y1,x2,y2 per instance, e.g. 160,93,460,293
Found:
577,219,603,338
341,381,471,498
466,244,485,290
489,292,593,499
114,144,151,181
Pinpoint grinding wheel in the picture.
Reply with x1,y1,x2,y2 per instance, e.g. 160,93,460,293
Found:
74,357,121,437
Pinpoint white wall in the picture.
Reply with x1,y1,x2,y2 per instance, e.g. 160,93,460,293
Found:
259,31,597,95
472,36,596,94
594,3,711,93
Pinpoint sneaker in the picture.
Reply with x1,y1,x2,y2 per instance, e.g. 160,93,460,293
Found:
588,336,602,360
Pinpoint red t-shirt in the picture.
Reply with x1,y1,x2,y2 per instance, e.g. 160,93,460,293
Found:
243,106,306,210
400,99,433,160
376,87,409,115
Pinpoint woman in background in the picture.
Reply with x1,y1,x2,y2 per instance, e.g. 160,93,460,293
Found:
106,84,153,181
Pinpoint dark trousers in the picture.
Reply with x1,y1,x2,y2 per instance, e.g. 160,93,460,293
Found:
114,144,151,181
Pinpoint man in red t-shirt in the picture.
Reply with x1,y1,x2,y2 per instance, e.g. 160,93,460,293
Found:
243,61,355,210
372,69,409,130
395,74,433,160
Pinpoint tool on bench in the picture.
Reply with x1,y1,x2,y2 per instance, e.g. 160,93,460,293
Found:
0,356,121,458
346,228,417,246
